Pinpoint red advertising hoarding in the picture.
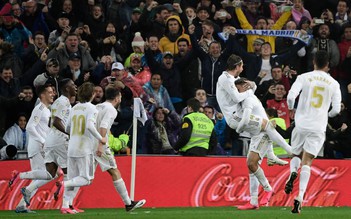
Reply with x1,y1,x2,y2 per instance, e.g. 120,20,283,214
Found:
0,156,350,210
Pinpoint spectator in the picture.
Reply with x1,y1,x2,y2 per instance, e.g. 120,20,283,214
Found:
144,107,180,154
203,105,226,154
188,24,235,111
47,33,96,72
85,4,106,40
128,54,151,86
291,0,312,25
124,32,145,68
266,83,291,127
145,49,183,113
33,58,62,96
92,85,104,105
3,113,29,152
334,23,351,103
0,42,24,78
159,15,190,55
0,137,17,160
175,37,200,102
334,0,350,27
235,5,292,53
20,0,50,37
100,22,128,63
60,52,90,86
181,88,209,118
173,98,217,156
48,11,71,48
143,73,175,114
139,4,170,39
142,34,162,67
22,31,48,70
255,64,292,103
307,24,340,71
0,15,31,56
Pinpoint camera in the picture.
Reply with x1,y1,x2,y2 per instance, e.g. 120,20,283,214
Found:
110,77,116,82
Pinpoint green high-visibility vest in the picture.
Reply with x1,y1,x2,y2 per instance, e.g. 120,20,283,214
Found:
180,112,214,152
271,117,289,156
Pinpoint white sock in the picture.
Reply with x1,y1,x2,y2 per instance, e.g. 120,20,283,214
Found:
290,157,301,173
62,174,70,208
69,187,80,206
26,180,50,193
20,170,52,180
266,144,275,159
249,173,259,206
253,166,272,192
265,124,292,154
114,179,131,205
16,198,26,208
298,165,311,201
64,176,90,188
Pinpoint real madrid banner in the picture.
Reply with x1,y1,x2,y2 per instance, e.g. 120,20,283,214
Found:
219,29,312,45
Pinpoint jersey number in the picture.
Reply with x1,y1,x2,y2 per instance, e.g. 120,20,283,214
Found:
72,115,86,135
311,86,325,108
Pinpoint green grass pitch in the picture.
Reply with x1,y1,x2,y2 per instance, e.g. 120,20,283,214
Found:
1,207,351,219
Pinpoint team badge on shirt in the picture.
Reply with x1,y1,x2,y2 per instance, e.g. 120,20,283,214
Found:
182,122,189,129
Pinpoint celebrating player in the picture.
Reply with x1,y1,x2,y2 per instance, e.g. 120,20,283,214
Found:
285,50,341,213
94,85,146,212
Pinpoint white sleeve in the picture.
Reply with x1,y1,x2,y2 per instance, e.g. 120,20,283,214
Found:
3,127,16,146
287,75,303,110
87,120,102,141
219,76,253,104
328,83,342,118
27,107,45,144
236,106,252,133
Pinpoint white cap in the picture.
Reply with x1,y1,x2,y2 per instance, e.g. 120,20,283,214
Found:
111,62,124,70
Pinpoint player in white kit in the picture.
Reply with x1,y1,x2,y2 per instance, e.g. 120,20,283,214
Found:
285,50,341,213
216,55,292,210
61,82,106,214
94,85,146,211
14,84,55,213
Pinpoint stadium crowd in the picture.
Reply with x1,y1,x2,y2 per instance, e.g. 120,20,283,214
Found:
1,0,351,159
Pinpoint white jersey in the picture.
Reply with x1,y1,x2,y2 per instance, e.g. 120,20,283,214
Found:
95,101,117,149
26,102,51,157
67,102,99,157
237,93,268,120
287,70,341,132
45,95,71,148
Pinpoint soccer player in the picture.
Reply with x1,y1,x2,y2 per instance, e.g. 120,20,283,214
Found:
285,50,341,213
94,85,146,211
13,84,55,213
15,79,79,211
216,54,292,209
234,78,275,209
216,54,291,164
61,82,106,214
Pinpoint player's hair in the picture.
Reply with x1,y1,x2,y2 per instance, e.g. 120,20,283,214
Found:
187,98,201,112
234,77,248,86
227,54,243,71
313,50,329,69
36,83,52,97
105,85,120,100
59,78,72,94
77,82,94,103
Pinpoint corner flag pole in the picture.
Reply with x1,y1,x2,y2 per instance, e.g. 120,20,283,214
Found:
130,98,147,200
130,115,138,200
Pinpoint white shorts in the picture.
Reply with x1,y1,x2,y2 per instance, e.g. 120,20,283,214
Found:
67,154,95,181
233,113,263,136
44,143,68,169
291,128,326,157
29,152,45,170
94,145,117,172
248,133,271,161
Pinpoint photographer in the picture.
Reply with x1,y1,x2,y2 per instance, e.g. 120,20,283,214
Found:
0,137,17,160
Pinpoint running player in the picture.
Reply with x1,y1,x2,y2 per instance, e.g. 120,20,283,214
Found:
285,50,341,213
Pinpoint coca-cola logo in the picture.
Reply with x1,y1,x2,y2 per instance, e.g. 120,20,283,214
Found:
0,175,82,210
190,163,347,207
